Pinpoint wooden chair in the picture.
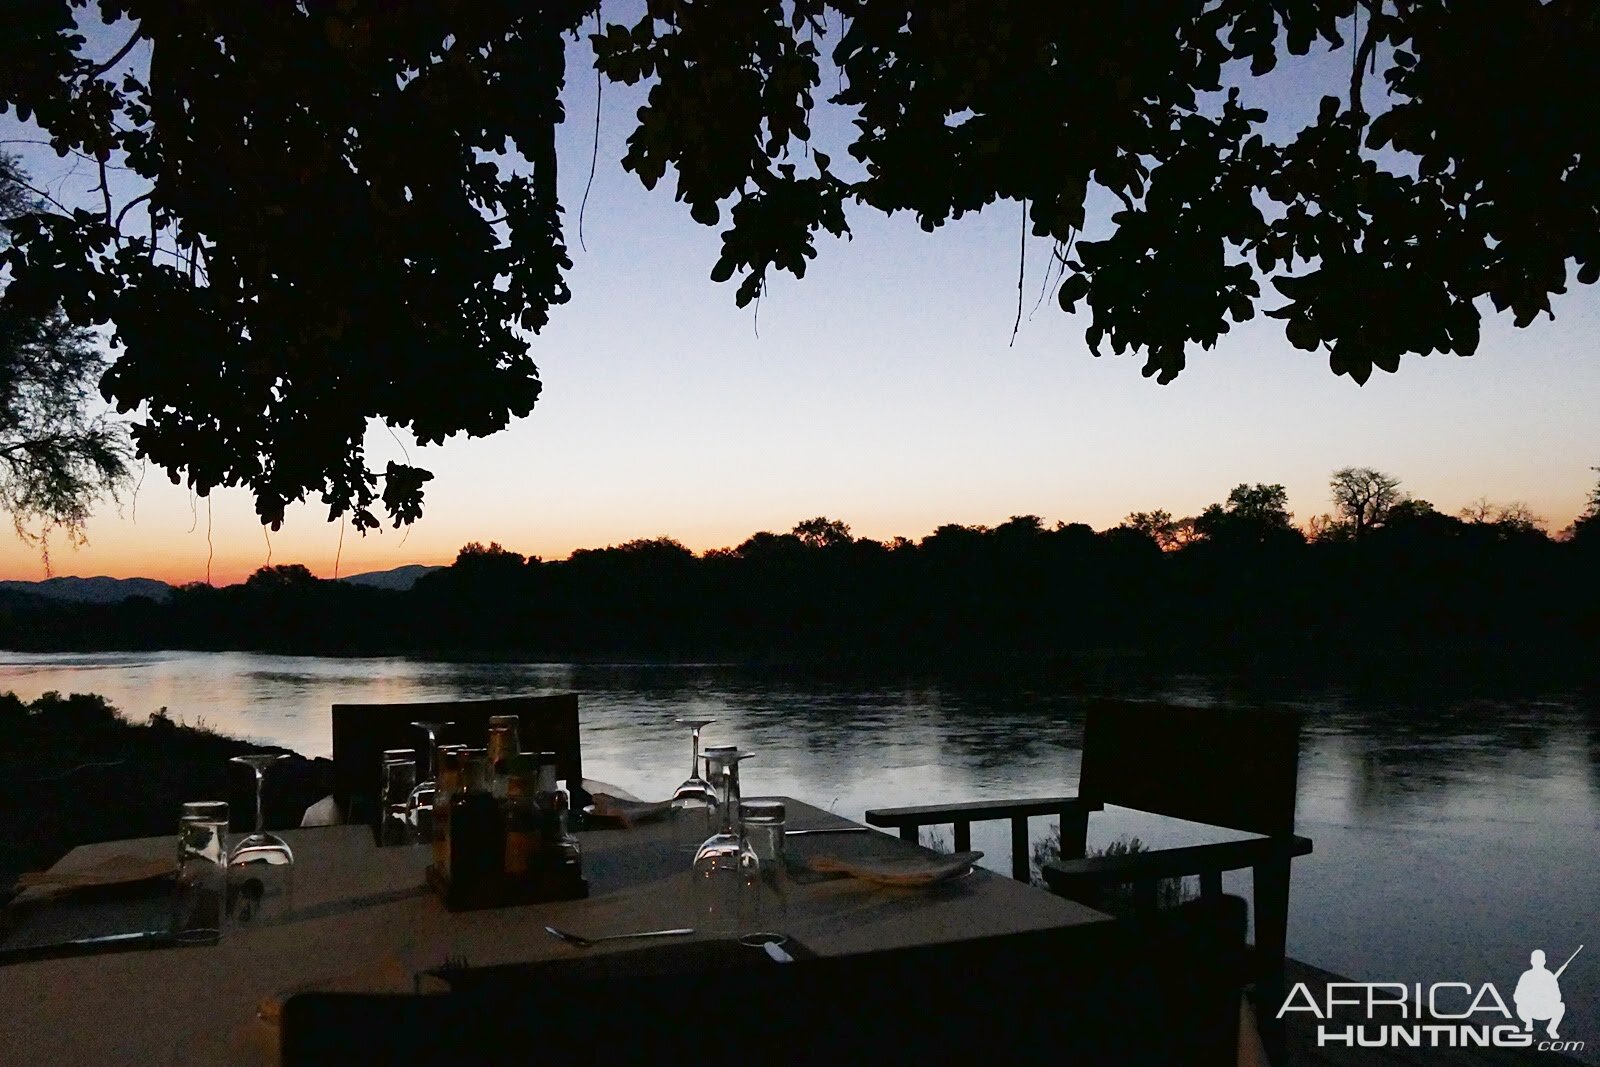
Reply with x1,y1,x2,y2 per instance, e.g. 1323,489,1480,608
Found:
330,694,586,827
283,895,1248,1066
863,699,1313,992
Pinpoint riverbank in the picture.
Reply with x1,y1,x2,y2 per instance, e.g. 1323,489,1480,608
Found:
0,692,331,894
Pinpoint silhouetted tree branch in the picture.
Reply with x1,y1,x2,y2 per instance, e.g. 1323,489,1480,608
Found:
2,2,1597,526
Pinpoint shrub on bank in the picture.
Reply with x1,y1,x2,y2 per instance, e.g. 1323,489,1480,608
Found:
0,691,332,889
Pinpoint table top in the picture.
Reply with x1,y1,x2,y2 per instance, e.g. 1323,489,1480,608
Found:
0,799,1108,1066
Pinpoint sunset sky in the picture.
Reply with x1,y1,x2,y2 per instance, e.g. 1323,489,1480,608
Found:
3,16,1597,586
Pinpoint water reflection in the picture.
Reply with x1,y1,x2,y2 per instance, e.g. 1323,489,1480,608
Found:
0,650,1595,1061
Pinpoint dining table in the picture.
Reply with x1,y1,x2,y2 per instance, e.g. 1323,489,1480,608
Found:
0,797,1113,1065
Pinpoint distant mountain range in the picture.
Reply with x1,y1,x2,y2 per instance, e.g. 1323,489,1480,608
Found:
336,564,443,591
0,563,443,604
0,576,173,604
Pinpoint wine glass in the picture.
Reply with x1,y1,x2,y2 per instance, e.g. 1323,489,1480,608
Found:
692,748,758,936
406,720,454,835
670,718,717,844
380,748,417,846
227,753,294,925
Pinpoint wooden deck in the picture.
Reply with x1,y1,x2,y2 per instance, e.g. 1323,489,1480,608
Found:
1251,959,1587,1066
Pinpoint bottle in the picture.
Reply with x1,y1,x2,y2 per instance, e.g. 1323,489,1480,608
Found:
535,752,581,883
485,714,520,799
431,745,467,876
449,749,503,901
502,759,539,882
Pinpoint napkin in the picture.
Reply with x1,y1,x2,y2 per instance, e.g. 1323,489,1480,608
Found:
805,850,983,887
14,854,174,890
588,793,674,828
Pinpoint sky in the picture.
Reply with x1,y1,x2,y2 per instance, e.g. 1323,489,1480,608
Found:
2,11,1597,586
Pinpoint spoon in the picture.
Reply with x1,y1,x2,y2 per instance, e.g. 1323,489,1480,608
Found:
543,924,694,949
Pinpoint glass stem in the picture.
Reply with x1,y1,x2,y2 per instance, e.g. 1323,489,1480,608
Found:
720,762,739,835
254,768,265,833
689,727,702,780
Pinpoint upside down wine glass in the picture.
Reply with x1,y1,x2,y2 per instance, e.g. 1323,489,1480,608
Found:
406,720,454,836
380,748,418,846
227,753,295,925
670,718,717,845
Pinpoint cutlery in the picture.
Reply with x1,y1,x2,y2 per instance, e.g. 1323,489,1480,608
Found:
543,924,693,949
415,953,471,992
0,929,177,966
763,941,794,964
785,827,871,837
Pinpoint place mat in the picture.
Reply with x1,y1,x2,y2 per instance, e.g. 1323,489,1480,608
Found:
428,936,817,993
804,850,984,887
581,780,641,803
0,887,172,954
15,854,175,892
586,793,674,829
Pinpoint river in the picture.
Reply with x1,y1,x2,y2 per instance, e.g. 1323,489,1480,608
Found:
2,650,1595,1057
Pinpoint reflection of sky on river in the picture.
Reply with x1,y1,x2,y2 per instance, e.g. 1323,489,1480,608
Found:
1,652,1594,1061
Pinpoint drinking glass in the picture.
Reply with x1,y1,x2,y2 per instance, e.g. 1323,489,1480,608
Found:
173,801,228,944
406,720,454,836
691,749,758,937
738,799,789,947
380,748,418,846
670,718,717,845
227,754,294,926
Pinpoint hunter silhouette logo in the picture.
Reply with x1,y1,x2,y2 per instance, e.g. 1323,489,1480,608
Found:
1278,943,1586,1052
1516,946,1581,1040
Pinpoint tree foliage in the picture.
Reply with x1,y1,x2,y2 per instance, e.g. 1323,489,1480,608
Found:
1194,482,1300,546
1119,510,1182,552
792,515,852,548
2,1,1597,527
1568,468,1600,543
1328,466,1401,540
0,153,130,549
4,503,1593,685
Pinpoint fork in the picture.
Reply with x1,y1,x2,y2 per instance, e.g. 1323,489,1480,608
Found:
543,924,694,949
414,953,470,993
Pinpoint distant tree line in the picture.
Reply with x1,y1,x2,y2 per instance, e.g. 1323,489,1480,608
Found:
3,469,1597,683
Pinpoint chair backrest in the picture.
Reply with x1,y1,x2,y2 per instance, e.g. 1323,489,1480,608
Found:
1079,699,1302,838
330,694,584,821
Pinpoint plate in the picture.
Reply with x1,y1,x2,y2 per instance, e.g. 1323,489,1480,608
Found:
805,849,984,887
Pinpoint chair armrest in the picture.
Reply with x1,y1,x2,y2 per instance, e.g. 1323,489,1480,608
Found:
1043,835,1313,888
864,796,1099,829
865,797,1103,882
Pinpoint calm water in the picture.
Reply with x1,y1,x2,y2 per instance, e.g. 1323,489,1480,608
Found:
3,651,1596,1055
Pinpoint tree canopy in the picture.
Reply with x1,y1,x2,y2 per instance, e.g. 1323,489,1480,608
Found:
2,1,1596,529
1328,466,1401,539
0,153,129,550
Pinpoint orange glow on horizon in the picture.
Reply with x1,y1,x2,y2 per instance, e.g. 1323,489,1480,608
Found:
2,489,1589,589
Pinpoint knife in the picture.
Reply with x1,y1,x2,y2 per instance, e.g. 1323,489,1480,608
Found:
0,929,181,967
